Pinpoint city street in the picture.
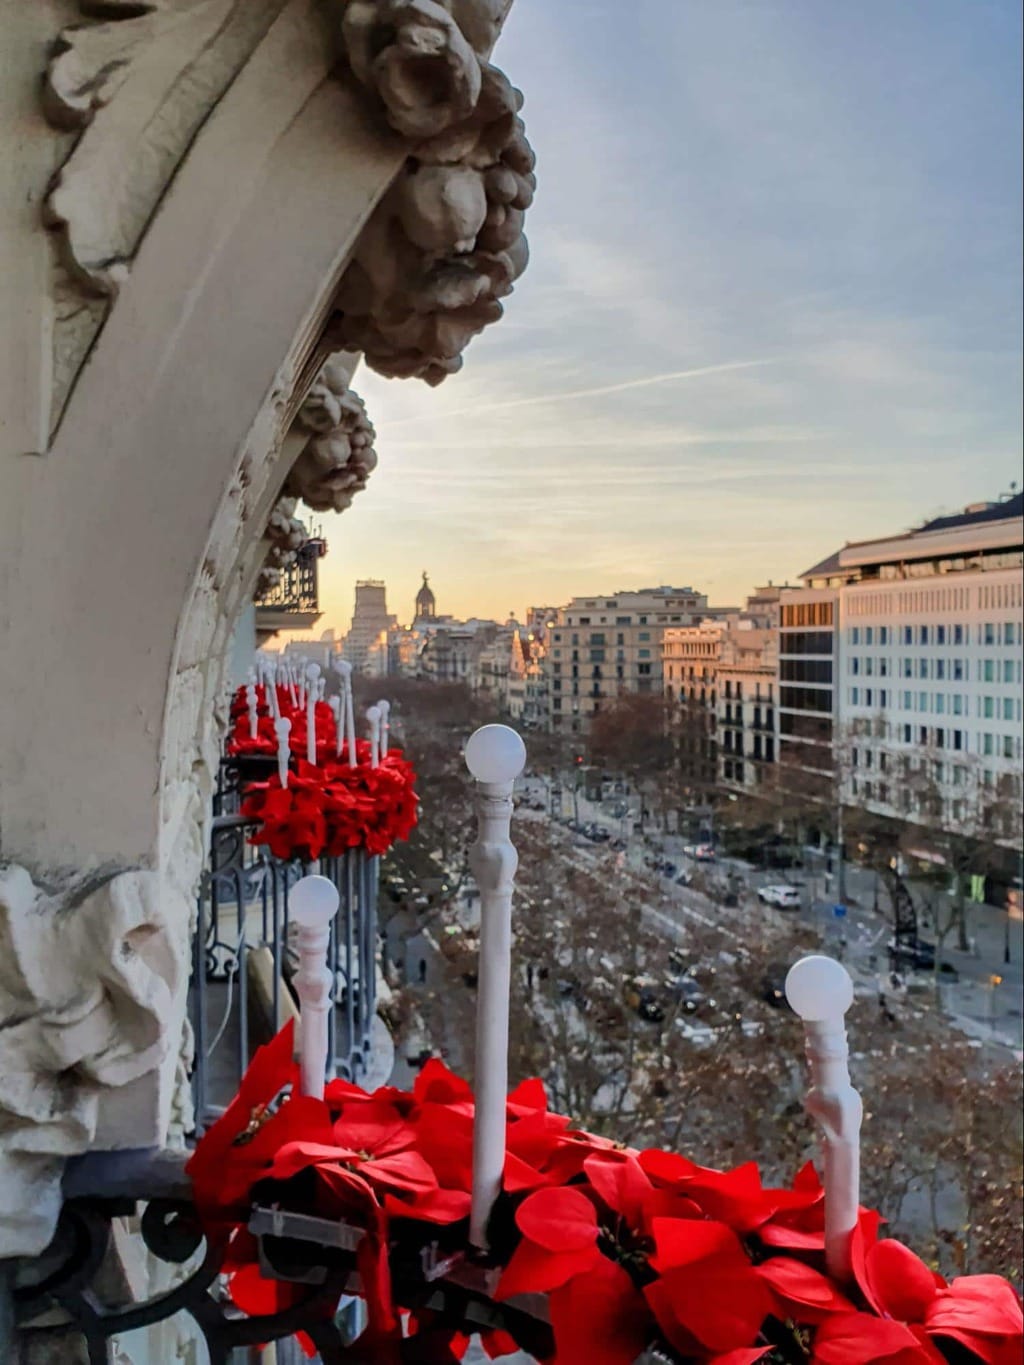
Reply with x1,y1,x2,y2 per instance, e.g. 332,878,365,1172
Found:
524,773,1024,1055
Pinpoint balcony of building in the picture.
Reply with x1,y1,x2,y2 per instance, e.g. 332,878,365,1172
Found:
254,538,326,643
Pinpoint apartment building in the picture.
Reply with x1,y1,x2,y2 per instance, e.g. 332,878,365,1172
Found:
544,586,709,733
717,626,778,792
778,491,1024,827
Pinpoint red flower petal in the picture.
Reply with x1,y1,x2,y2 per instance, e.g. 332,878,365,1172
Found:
863,1239,939,1322
515,1185,598,1252
926,1275,1024,1337
583,1151,653,1226
647,1256,773,1354
548,1257,653,1365
757,1256,855,1323
494,1237,600,1300
649,1215,739,1272
812,1313,939,1364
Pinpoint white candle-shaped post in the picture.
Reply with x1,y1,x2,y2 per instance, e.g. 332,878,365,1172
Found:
329,696,343,757
338,661,356,767
246,682,259,740
318,676,326,701
378,699,391,757
366,705,382,768
785,956,862,1282
288,662,299,710
274,717,292,789
465,724,527,1251
305,663,320,765
289,874,340,1099
265,661,280,719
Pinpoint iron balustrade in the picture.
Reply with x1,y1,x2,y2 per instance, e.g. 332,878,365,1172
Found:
192,759,380,1133
253,542,322,615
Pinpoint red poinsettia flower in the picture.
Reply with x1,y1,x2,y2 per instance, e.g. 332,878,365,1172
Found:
757,1161,827,1250
641,1147,820,1236
185,1021,335,1223
757,1256,856,1326
850,1210,942,1324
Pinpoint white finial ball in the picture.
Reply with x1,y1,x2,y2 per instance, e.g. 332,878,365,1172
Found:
290,874,340,929
306,662,320,682
465,724,527,785
785,955,854,1021
274,717,291,738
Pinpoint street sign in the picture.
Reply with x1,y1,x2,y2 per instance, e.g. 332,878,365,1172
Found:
833,903,848,919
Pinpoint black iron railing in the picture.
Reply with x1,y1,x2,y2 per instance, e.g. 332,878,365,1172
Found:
254,540,323,615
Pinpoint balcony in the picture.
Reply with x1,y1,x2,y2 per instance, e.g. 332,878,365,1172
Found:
254,538,325,638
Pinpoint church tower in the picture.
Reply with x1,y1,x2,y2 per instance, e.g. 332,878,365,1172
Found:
414,571,437,624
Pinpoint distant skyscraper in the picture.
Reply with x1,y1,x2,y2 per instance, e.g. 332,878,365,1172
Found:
414,571,437,624
342,580,394,674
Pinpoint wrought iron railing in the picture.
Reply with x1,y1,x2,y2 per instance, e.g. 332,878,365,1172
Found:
253,541,322,615
192,758,380,1133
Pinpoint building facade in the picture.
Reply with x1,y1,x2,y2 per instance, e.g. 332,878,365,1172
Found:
545,586,710,733
778,493,1024,829
342,580,396,674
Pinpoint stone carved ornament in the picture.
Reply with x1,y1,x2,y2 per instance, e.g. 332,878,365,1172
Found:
334,0,535,384
287,357,379,513
41,0,288,439
0,863,188,1256
255,494,309,598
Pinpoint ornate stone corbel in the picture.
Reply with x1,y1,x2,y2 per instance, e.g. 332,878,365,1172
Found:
255,494,309,597
285,356,379,513
335,0,535,384
0,862,189,1255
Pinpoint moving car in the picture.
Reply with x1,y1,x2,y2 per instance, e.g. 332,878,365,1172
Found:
758,884,802,910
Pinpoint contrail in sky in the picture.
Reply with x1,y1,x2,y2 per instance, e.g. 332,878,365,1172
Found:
383,358,774,425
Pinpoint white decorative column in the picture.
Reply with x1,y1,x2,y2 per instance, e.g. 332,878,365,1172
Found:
785,955,863,1281
290,875,340,1100
465,724,527,1252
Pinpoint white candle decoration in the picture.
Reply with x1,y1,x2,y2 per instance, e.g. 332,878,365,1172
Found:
265,661,280,719
329,696,343,757
337,660,356,767
378,699,391,757
306,663,321,765
274,717,292,789
246,682,258,741
465,724,527,1251
366,705,382,768
318,676,326,701
290,874,340,1099
785,955,862,1281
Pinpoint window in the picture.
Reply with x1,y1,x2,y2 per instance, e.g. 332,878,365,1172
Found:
952,729,963,751
903,724,912,742
903,690,913,709
578,617,591,625
617,633,624,646
919,659,929,679
639,616,648,625
851,657,860,675
851,627,860,644
616,616,631,625
638,648,651,659
953,659,964,680
638,663,652,676
879,626,889,645
865,627,874,644
936,625,946,645
1004,660,1015,682
983,733,995,756
953,624,963,644
865,688,874,706
984,624,996,645
850,687,860,704
1003,735,1014,759
590,633,606,645
935,694,945,714
903,626,913,645
879,689,888,706
920,625,929,645
590,649,606,663
638,631,650,641
935,659,945,679
902,659,913,677
865,657,874,676
983,659,995,682
919,691,928,711
953,694,963,715
1004,697,1015,721
983,697,995,719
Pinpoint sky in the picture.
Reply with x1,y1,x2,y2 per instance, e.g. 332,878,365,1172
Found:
306,0,1023,636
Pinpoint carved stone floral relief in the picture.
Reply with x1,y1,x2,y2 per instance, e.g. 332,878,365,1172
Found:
333,0,535,384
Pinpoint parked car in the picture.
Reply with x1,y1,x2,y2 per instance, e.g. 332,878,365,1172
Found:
758,884,802,909
623,975,665,1023
674,868,693,887
683,843,716,862
663,974,708,1014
